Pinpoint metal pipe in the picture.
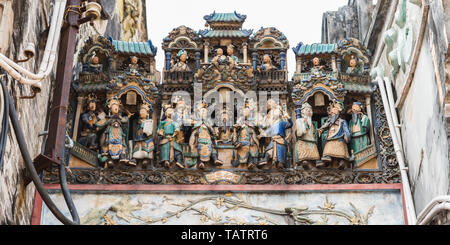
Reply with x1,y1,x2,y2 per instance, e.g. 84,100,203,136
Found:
377,77,417,224
416,196,450,225
384,77,403,149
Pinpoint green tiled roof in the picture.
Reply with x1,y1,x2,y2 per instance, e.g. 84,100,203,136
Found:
204,11,246,23
293,43,337,56
200,29,253,38
111,39,157,56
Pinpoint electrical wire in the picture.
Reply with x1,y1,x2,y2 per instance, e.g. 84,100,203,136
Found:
1,76,79,225
0,75,9,169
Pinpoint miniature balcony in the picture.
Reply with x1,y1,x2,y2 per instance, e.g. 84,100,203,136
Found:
254,70,288,84
292,71,339,83
163,71,194,84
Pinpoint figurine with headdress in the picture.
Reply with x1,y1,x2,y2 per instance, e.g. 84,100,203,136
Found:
131,103,155,168
79,94,100,150
211,48,234,81
170,50,191,72
156,104,184,169
310,57,325,77
294,102,320,170
317,100,352,169
83,53,103,73
189,100,223,170
259,99,293,169
349,102,371,162
96,96,134,168
232,99,260,169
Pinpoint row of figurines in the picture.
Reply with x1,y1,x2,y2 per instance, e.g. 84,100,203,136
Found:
77,97,371,170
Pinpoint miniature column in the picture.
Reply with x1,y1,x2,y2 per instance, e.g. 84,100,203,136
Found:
296,57,302,74
195,51,201,70
242,43,248,64
366,95,375,144
204,42,210,63
165,52,171,71
280,52,286,70
331,55,337,72
252,52,258,71
72,96,84,141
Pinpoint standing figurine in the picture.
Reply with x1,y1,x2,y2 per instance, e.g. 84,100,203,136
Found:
79,94,100,150
84,55,103,73
310,57,325,77
349,102,371,161
157,106,184,169
216,110,235,145
227,44,239,65
170,50,191,72
233,101,260,169
259,100,293,169
189,101,223,170
318,101,351,170
131,103,155,168
211,48,234,81
294,103,320,170
96,97,134,168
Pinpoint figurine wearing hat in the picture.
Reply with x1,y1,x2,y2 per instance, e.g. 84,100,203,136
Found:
170,50,191,72
294,102,320,170
79,94,100,150
96,97,135,168
132,103,155,168
189,100,224,170
349,102,371,161
233,99,260,170
346,56,361,75
318,100,351,169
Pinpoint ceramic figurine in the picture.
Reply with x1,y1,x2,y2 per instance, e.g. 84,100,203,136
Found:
318,101,351,169
211,48,234,81
84,55,103,73
128,56,140,75
310,57,325,77
349,102,371,160
189,101,224,170
216,110,235,145
227,44,239,65
259,100,293,169
156,106,184,169
233,100,260,169
258,54,276,72
170,50,191,72
79,94,100,150
294,103,320,170
346,56,361,74
96,97,134,168
131,103,155,168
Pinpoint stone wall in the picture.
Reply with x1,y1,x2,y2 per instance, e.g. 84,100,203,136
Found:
322,0,450,221
0,0,147,225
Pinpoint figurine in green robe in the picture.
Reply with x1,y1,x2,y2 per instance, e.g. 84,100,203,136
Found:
349,102,371,158
157,106,184,169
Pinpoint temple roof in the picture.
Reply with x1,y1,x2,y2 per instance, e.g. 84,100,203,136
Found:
204,11,247,23
293,43,338,56
109,38,158,57
198,29,253,38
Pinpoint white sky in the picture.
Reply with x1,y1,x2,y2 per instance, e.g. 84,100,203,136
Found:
145,0,348,77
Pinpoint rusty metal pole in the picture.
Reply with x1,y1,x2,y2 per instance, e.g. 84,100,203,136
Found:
44,0,81,164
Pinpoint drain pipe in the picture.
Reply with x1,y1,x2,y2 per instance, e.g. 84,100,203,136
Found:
416,196,450,225
377,77,417,224
384,78,403,150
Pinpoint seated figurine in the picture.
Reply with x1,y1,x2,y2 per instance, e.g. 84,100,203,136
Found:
346,57,362,75
128,56,140,75
170,50,191,72
83,55,103,73
310,57,325,77
258,54,276,72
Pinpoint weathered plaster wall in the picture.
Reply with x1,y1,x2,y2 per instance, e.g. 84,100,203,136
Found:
0,0,52,225
0,0,147,225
